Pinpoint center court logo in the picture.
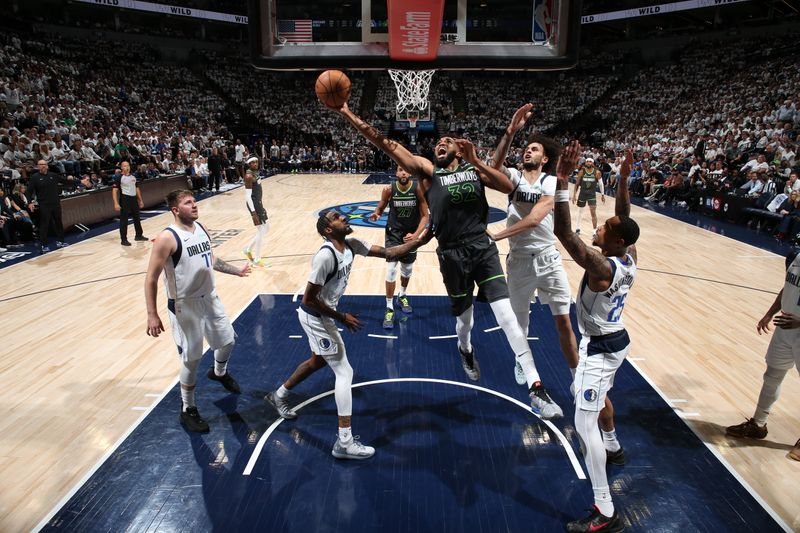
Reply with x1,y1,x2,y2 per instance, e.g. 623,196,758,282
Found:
318,201,507,228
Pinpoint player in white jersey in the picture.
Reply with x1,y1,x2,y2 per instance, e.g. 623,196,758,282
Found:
265,210,425,460
725,248,800,462
145,190,251,433
553,145,639,533
490,104,625,464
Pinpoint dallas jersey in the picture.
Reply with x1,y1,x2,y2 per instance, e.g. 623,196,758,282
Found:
507,168,556,254
163,223,215,299
783,253,800,315
308,237,372,310
426,162,488,247
577,254,636,336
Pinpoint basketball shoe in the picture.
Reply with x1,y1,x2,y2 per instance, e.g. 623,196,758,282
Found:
265,391,297,419
566,506,623,532
332,436,375,460
180,405,210,433
789,439,800,461
398,295,412,314
725,418,767,439
383,308,394,329
529,383,563,420
459,345,480,381
606,447,626,466
207,368,241,393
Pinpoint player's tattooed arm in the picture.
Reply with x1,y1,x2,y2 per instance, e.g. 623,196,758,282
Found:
214,257,251,277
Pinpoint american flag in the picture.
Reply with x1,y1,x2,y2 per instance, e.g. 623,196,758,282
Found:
278,20,313,42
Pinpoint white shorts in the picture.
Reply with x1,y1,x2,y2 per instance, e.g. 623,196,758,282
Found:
298,307,344,357
574,329,630,411
168,292,235,362
507,246,572,317
765,326,800,371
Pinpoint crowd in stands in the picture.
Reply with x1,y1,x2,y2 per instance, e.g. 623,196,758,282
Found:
2,26,799,250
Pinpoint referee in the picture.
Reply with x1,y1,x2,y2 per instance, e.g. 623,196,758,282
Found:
112,161,147,246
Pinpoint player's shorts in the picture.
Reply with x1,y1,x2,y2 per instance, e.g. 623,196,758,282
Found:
507,246,572,317
437,235,509,316
765,326,800,371
168,292,235,362
248,206,268,224
298,305,345,357
385,227,417,264
574,329,630,411
576,194,596,208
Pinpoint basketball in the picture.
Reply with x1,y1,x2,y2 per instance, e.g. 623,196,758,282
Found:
315,70,351,109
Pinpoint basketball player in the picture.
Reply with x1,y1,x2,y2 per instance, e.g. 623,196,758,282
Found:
264,210,425,459
368,164,429,329
331,102,563,420
145,189,251,433
572,157,605,235
490,104,626,464
725,247,800,462
553,144,639,532
243,156,269,267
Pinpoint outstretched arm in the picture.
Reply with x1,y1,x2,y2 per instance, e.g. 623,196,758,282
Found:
366,229,427,260
456,139,514,193
552,141,613,282
337,103,433,179
615,149,637,262
491,103,534,172
488,195,554,241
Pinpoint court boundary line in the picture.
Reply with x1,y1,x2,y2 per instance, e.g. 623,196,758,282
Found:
243,377,587,480
31,294,260,533
626,359,792,532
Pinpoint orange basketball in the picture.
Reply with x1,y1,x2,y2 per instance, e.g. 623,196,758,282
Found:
315,70,351,109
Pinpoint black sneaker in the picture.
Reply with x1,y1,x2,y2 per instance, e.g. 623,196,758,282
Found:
725,418,767,439
566,505,623,532
134,235,149,242
207,367,241,393
606,447,626,466
180,405,210,433
121,240,131,246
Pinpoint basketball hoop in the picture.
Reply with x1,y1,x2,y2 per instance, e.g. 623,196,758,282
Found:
407,111,418,130
388,69,435,114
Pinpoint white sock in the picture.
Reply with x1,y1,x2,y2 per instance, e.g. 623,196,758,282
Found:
456,306,474,352
214,343,233,376
576,207,584,231
602,429,621,452
181,388,196,411
386,297,393,309
399,285,407,297
593,487,614,517
277,384,290,399
338,426,353,444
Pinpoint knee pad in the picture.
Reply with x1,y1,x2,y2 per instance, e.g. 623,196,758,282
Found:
385,260,398,283
400,262,414,278
180,357,202,387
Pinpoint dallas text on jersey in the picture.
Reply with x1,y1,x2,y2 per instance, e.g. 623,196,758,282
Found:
186,240,212,257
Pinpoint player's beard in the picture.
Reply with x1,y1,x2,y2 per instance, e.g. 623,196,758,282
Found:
435,152,456,168
522,162,541,171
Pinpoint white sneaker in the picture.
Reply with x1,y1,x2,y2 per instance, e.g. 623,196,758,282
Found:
514,360,526,385
529,384,564,420
332,436,375,460
265,391,297,419
459,345,480,381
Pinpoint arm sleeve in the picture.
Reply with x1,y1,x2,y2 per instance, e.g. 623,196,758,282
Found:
244,188,255,211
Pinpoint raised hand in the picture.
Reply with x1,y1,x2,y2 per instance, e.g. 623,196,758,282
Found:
557,140,582,180
507,103,534,133
619,149,634,180
455,139,478,163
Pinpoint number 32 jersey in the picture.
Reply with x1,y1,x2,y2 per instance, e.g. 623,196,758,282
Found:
163,222,215,299
426,162,488,248
577,254,636,336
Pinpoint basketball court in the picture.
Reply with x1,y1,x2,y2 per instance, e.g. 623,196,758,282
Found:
2,0,799,531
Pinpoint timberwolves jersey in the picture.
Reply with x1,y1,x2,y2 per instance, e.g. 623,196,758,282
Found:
246,169,267,219
387,180,421,234
307,237,371,310
579,168,599,200
577,254,636,336
426,162,488,247
507,168,557,253
782,253,800,315
163,223,215,299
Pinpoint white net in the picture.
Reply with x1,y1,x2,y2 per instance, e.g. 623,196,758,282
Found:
388,69,436,114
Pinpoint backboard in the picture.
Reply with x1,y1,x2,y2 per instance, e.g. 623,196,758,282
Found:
249,0,580,71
